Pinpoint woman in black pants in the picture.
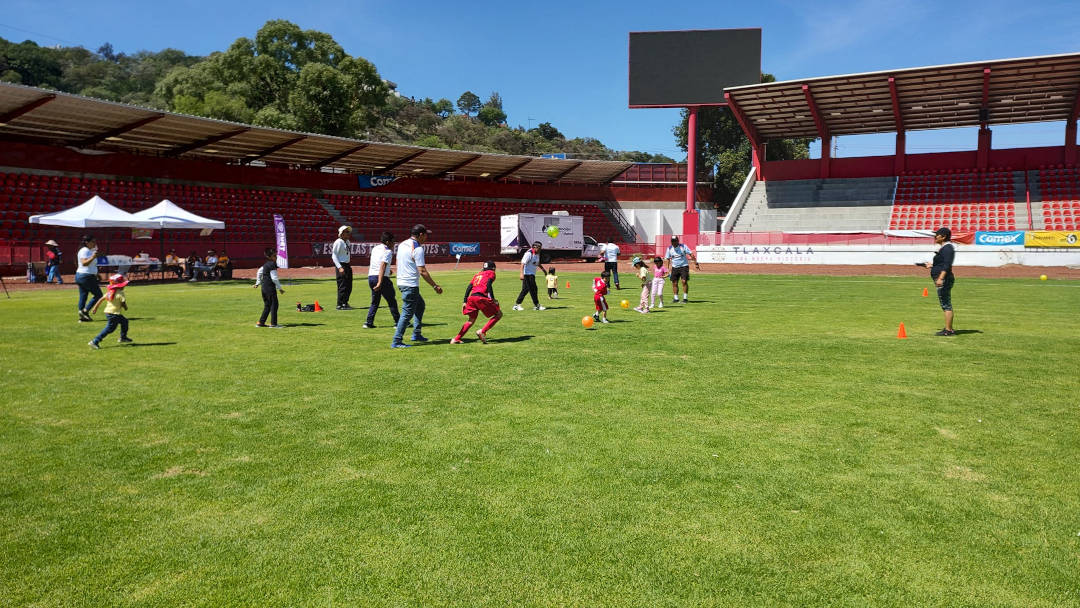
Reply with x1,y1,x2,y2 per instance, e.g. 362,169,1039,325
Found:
254,247,284,327
512,241,547,311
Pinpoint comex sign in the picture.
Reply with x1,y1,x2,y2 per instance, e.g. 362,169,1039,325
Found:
357,175,396,189
974,231,1024,246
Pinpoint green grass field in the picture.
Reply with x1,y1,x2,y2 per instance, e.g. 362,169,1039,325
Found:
2,270,1078,607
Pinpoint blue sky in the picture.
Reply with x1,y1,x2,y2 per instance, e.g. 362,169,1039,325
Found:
2,0,1078,160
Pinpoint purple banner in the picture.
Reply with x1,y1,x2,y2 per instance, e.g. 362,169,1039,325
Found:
273,214,289,269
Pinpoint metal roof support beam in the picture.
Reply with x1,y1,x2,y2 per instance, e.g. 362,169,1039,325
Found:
242,136,305,164
75,114,163,147
1065,85,1080,165
550,161,584,182
432,154,482,178
167,128,249,156
0,94,55,124
380,150,427,172
889,77,906,174
310,144,368,170
802,85,831,178
492,159,532,181
725,93,764,180
978,68,992,168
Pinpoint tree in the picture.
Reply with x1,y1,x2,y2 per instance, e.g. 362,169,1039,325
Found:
433,98,454,118
530,121,563,141
456,91,481,117
477,105,507,127
485,91,502,110
674,73,811,209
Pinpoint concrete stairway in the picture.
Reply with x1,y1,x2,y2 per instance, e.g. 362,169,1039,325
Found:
732,177,896,232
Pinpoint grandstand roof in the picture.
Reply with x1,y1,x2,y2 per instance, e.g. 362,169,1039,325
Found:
0,83,632,184
725,52,1080,140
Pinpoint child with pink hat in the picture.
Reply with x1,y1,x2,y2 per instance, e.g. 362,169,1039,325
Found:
88,274,133,349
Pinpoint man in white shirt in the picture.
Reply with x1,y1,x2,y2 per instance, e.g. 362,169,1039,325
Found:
512,241,547,311
75,234,102,322
664,236,700,302
392,224,443,348
601,242,621,290
364,231,400,329
331,225,354,310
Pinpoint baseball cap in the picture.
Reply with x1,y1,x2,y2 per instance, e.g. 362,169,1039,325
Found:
45,239,59,246
339,225,352,234
934,227,952,240
108,273,129,289
410,224,430,236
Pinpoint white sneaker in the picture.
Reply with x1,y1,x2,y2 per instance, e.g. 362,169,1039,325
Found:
534,306,546,311
450,337,463,344
682,296,689,302
601,318,610,324
512,304,523,311
632,306,643,313
658,302,663,308
673,296,680,302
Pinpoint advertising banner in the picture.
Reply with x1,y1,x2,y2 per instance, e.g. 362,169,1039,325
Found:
131,228,154,240
1024,231,1080,248
273,214,289,268
310,241,450,258
357,175,396,189
975,231,1025,246
449,242,480,255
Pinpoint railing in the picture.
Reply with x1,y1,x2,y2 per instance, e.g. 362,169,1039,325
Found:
656,232,933,250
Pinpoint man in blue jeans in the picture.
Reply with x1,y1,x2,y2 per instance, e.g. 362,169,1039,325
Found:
75,235,103,321
392,224,443,348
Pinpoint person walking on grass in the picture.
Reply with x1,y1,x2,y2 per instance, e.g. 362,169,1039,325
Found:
254,247,285,328
392,224,443,348
364,231,400,329
650,257,668,309
331,225,354,310
44,240,63,284
632,256,650,314
88,273,132,348
665,236,700,303
451,261,502,344
600,241,621,289
592,269,611,324
75,235,103,322
918,227,957,336
512,241,547,311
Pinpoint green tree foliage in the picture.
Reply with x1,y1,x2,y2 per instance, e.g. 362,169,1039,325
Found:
674,73,811,208
456,91,481,117
0,28,674,166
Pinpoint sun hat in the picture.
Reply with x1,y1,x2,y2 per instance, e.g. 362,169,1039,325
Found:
45,239,58,246
339,225,352,235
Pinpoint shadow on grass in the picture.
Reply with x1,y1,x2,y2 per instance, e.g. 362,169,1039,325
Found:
123,317,155,321
123,342,177,347
486,334,534,344
280,323,325,327
952,329,983,335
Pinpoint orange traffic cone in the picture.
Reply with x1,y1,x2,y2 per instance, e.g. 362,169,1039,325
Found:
566,281,570,289
314,299,323,312
897,322,907,339
921,287,929,297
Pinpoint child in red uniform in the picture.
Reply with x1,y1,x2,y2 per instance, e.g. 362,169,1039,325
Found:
451,261,502,344
592,269,611,324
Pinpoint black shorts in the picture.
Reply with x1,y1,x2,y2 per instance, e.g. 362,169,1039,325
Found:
670,266,690,282
936,275,955,311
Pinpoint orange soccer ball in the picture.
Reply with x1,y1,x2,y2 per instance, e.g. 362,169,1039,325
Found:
581,316,595,328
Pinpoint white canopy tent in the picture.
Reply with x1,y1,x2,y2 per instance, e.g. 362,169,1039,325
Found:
128,199,225,230
129,199,226,279
28,195,161,229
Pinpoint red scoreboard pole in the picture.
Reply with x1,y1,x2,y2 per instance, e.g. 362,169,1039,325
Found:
682,106,700,247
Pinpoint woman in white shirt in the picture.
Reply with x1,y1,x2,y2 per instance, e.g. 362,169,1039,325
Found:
75,235,103,322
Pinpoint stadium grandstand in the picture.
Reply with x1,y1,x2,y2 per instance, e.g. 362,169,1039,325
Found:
688,52,1080,266
0,82,705,276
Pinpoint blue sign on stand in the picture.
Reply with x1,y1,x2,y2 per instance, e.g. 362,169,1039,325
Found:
450,242,480,255
975,231,1025,246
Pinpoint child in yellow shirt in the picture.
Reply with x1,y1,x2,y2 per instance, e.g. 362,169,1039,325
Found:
545,267,559,299
89,273,133,348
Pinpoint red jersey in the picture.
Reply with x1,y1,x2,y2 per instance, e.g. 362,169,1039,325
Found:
465,269,496,301
592,277,608,296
